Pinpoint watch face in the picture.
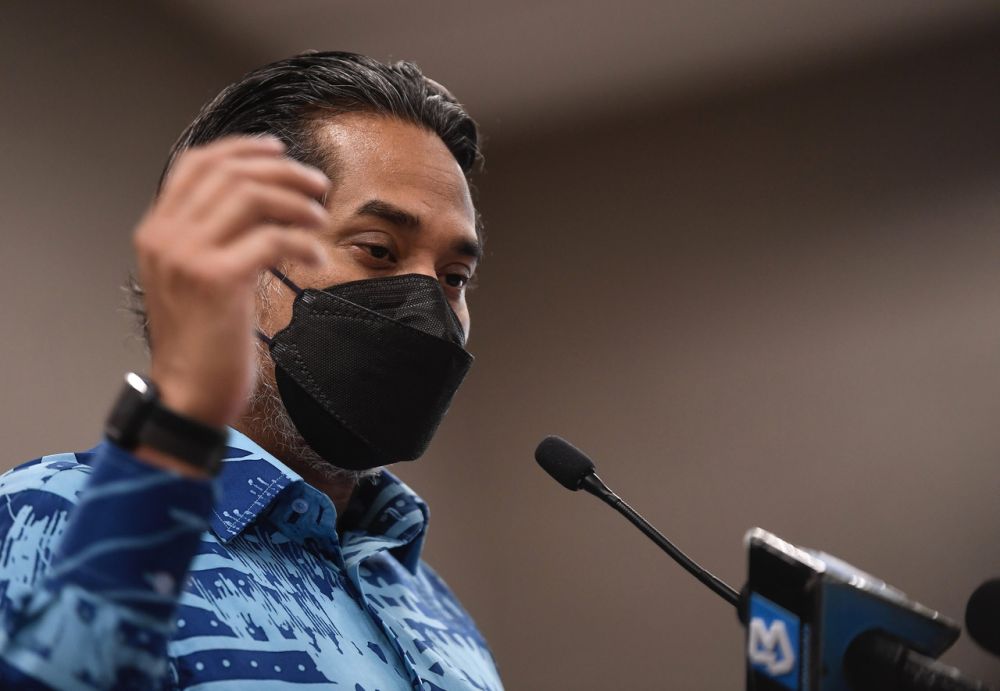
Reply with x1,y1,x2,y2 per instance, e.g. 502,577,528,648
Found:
105,373,157,449
125,372,151,395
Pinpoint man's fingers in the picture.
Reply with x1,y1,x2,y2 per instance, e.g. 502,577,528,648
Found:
159,135,288,210
185,157,330,223
224,226,327,276
202,182,329,242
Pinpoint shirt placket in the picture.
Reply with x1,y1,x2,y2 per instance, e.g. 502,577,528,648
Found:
344,558,424,691
273,484,421,690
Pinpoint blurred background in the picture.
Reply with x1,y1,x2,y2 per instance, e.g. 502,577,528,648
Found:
2,1,999,688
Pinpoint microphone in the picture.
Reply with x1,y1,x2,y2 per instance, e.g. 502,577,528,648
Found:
536,435,996,690
534,435,740,607
966,579,1000,658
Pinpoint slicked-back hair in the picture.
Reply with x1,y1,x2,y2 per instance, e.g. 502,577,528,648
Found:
129,51,483,345
158,50,482,193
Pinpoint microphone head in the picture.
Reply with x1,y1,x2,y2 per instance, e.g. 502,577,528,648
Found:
966,578,1000,657
535,436,596,491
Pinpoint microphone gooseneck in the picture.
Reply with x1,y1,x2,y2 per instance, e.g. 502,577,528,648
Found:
534,435,740,608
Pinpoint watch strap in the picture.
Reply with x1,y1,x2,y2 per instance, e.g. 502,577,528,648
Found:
138,400,228,476
105,373,157,451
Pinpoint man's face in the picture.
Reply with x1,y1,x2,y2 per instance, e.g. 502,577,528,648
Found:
258,112,480,339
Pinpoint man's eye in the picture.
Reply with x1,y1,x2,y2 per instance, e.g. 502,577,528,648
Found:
442,273,469,288
360,244,394,261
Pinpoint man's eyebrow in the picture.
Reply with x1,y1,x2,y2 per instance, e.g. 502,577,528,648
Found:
356,198,482,263
355,199,421,228
456,238,483,263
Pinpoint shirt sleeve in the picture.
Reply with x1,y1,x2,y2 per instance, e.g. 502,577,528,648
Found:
0,442,215,690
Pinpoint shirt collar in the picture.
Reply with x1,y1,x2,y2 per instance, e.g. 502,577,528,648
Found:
210,428,429,571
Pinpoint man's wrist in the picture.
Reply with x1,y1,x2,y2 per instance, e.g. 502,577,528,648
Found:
105,372,228,477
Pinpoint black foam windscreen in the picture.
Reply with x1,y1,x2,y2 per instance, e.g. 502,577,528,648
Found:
534,436,596,491
966,578,1000,656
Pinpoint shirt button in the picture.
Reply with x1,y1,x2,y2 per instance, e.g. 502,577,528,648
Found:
291,498,309,514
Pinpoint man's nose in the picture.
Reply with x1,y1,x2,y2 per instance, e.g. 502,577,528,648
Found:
398,261,438,282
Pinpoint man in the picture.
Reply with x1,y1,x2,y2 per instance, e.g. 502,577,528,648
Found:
0,52,502,690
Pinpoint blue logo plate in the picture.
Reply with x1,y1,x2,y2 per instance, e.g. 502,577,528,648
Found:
748,594,801,690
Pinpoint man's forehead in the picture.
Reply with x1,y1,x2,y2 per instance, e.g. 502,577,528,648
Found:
312,113,471,208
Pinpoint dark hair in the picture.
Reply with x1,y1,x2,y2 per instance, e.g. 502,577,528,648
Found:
129,51,483,343
159,50,482,190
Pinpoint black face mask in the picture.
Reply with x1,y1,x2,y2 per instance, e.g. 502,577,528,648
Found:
258,271,473,471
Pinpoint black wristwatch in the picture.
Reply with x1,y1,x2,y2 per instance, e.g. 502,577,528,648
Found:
104,372,228,476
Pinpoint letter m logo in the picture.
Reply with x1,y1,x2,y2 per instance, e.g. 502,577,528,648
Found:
747,594,800,690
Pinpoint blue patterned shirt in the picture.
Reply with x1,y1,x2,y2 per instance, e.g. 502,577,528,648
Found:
0,429,502,690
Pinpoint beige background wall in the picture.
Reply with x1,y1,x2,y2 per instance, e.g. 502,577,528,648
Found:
2,3,999,688
0,1,250,459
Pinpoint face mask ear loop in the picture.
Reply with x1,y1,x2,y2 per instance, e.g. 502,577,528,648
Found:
255,267,305,346
269,267,304,296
